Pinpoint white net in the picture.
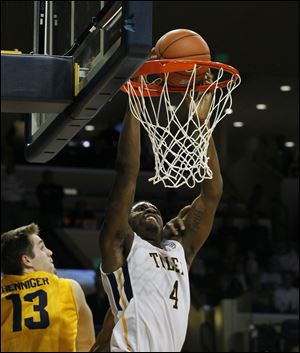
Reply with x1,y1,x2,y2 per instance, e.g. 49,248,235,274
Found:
126,64,241,188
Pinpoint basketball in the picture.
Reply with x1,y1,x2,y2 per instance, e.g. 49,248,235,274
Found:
154,29,211,86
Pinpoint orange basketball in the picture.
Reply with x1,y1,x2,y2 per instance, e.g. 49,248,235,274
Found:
154,29,211,87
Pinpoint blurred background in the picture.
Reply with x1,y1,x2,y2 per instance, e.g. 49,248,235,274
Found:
1,1,299,352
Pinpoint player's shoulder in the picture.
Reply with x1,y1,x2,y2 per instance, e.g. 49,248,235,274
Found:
53,275,80,295
65,278,81,291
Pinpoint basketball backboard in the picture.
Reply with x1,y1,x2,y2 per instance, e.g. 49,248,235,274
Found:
2,1,152,163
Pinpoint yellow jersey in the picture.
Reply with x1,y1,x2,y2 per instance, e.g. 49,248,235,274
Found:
1,271,78,352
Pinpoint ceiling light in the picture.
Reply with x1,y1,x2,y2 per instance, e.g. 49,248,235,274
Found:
81,140,91,148
233,121,244,127
63,188,78,196
284,141,295,148
280,85,291,92
256,104,267,110
85,125,95,132
225,108,233,114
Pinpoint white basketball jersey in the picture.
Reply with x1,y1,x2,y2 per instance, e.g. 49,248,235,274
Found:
101,233,190,352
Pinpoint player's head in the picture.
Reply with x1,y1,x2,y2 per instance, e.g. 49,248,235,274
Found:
1,223,55,275
129,201,164,245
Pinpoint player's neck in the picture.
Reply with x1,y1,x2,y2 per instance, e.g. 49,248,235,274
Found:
147,239,162,248
22,268,35,274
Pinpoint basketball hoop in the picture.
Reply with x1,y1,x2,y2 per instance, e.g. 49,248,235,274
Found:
122,59,241,188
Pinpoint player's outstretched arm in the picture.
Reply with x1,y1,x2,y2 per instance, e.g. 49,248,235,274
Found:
170,72,223,268
99,105,141,273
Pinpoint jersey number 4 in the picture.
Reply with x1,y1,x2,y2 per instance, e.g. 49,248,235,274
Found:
6,289,50,331
169,280,179,309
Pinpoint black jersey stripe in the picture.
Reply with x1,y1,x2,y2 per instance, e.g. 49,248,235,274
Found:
122,261,133,302
107,272,123,311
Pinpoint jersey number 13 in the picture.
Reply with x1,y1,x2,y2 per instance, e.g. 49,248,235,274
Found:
6,289,50,331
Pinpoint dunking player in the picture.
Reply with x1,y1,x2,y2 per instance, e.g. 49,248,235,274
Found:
1,223,95,352
96,71,222,352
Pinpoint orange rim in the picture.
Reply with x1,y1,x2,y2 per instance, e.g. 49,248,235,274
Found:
122,59,240,96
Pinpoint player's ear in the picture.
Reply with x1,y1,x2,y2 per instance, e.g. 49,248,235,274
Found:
21,254,34,270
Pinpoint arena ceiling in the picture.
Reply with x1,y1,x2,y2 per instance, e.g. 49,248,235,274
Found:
1,1,299,165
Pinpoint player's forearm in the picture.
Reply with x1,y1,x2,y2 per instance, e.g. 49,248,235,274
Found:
90,332,111,352
90,308,114,352
115,108,140,176
194,82,222,200
201,136,223,200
